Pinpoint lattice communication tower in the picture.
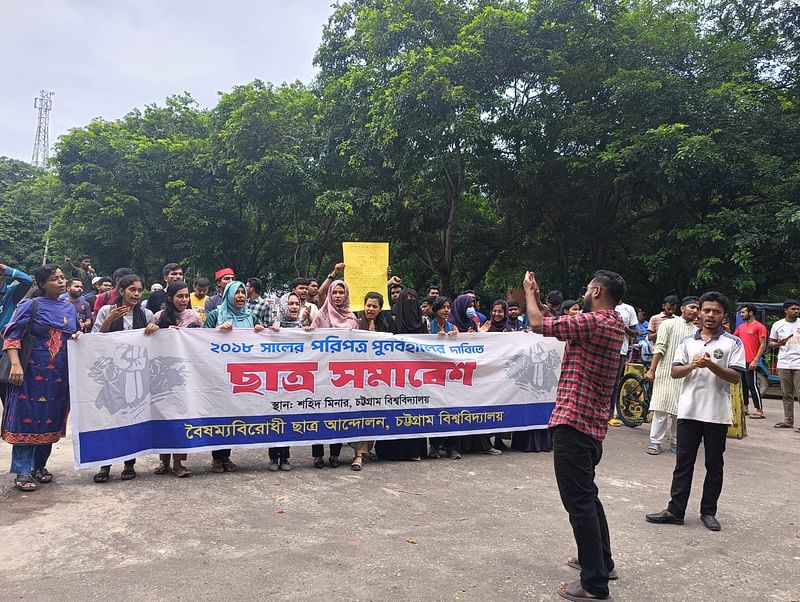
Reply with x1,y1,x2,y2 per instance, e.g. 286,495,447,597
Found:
31,90,55,169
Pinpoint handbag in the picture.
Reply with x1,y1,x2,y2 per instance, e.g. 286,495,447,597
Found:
0,298,40,384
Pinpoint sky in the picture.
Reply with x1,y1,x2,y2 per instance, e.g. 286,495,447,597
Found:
0,1,336,162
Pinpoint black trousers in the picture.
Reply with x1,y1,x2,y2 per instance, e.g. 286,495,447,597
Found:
212,449,231,460
740,370,763,410
312,443,342,458
268,447,290,461
667,419,728,519
551,425,613,598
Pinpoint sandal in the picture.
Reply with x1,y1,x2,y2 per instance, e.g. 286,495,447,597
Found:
14,474,38,491
154,461,170,475
350,456,363,471
211,459,225,473
566,557,619,580
750,413,765,419
773,421,793,428
558,579,613,601
93,468,111,483
31,468,53,483
173,465,192,478
120,462,136,481
222,459,237,472
647,443,661,455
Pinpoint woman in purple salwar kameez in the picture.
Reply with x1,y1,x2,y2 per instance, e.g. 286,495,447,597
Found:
2,265,80,491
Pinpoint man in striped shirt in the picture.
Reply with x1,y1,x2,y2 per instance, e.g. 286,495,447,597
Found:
525,269,625,602
644,297,700,455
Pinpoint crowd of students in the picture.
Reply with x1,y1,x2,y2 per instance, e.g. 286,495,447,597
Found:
0,257,562,490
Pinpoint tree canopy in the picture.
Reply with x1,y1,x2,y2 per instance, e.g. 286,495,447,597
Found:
2,0,798,307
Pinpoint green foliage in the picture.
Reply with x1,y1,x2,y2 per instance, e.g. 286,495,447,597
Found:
5,0,793,308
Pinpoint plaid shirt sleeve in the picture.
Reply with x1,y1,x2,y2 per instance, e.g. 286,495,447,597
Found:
251,298,273,326
541,313,597,342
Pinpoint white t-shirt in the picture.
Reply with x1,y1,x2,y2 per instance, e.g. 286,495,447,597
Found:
615,302,638,355
769,318,800,369
672,330,746,424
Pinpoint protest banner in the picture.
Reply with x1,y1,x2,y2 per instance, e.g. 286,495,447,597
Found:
342,242,389,311
68,328,562,468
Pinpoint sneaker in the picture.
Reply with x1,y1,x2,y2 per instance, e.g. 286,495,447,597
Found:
279,460,292,471
608,418,623,427
267,459,279,472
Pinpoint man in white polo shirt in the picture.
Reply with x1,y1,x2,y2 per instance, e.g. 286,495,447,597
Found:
645,291,745,532
769,299,800,429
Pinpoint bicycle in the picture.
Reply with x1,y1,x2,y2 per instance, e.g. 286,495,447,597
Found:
615,372,652,428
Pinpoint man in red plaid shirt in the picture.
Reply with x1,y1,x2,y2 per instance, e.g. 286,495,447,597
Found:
524,269,625,602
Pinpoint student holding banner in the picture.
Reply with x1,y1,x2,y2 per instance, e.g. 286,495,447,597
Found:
267,291,304,471
92,273,159,484
375,289,429,462
310,279,359,468
204,281,265,474
152,281,201,478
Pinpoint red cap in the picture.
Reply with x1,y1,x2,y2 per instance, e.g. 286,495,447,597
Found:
214,267,235,281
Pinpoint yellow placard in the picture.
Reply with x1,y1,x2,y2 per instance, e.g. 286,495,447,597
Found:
342,242,389,312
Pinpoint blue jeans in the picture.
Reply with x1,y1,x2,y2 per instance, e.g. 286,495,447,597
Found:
10,444,52,475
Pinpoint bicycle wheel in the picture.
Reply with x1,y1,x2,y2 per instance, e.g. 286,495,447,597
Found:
616,373,649,427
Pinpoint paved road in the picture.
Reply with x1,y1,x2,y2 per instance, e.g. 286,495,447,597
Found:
0,396,798,601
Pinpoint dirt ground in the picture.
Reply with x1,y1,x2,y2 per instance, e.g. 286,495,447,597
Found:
0,395,798,601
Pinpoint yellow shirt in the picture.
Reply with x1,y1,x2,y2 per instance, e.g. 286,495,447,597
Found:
190,293,208,324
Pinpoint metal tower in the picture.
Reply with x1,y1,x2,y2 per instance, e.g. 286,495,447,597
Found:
31,89,54,169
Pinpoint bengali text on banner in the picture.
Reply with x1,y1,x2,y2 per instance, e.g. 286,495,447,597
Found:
67,329,563,468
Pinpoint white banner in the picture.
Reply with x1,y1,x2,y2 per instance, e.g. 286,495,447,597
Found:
68,328,563,468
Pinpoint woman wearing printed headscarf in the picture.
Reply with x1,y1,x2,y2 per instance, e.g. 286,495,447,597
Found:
204,281,265,474
309,279,358,468
375,289,429,461
266,291,304,471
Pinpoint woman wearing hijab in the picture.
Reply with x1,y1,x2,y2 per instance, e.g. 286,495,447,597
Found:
448,294,480,333
310,279,358,467
204,281,265,473
2,264,80,491
267,292,304,471
375,289,429,462
479,300,513,332
442,293,502,456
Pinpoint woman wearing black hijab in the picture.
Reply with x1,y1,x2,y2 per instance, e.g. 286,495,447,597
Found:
375,289,429,461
